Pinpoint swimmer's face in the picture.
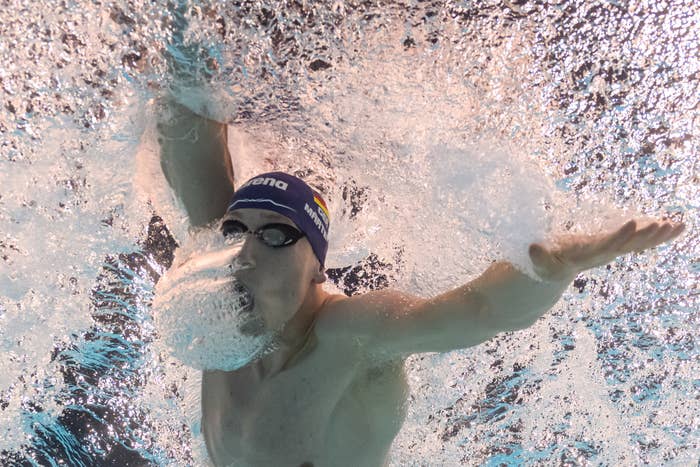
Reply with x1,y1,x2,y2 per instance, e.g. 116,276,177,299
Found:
223,208,325,333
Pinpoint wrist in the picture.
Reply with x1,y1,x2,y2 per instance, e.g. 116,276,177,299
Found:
532,262,577,284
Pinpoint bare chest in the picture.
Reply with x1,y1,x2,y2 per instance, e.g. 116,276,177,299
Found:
201,340,408,467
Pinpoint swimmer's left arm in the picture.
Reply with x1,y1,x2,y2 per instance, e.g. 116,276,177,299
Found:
328,219,685,356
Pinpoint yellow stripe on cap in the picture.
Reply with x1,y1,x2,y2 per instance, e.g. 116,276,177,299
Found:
313,195,330,220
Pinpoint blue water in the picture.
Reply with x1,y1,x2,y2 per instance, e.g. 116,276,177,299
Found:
1,0,698,465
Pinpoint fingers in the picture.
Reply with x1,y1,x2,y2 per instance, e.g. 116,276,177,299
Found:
649,222,673,245
601,220,637,252
620,221,659,252
620,220,685,253
530,218,685,278
655,221,685,244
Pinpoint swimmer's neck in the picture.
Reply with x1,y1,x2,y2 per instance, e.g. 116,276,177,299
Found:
255,284,334,378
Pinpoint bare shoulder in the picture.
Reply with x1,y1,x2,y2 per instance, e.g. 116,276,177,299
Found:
315,289,425,343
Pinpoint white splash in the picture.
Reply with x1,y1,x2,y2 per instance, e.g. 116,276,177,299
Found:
153,227,279,371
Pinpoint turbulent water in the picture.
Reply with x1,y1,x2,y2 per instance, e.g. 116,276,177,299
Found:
1,0,698,465
153,229,280,372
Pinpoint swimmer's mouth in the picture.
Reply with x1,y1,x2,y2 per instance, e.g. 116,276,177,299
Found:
231,280,255,313
231,280,267,336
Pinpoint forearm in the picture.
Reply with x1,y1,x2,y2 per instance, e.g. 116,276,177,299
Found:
469,261,572,332
157,98,235,227
341,261,572,356
153,0,237,228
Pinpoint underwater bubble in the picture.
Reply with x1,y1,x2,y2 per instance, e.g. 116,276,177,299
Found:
153,227,279,371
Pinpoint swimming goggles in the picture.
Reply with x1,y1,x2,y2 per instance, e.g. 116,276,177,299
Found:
221,219,305,248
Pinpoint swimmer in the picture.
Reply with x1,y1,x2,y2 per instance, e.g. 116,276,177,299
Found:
157,100,685,467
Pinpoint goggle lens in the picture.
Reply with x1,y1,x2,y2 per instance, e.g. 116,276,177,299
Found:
222,219,304,248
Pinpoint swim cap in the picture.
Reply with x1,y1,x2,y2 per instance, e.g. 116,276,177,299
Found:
225,172,330,266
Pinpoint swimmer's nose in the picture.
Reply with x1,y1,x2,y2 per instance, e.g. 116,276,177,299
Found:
234,237,256,270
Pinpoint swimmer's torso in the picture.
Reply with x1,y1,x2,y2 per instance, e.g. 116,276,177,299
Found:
201,307,409,467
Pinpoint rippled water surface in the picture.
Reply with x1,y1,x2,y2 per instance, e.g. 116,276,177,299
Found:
1,0,698,465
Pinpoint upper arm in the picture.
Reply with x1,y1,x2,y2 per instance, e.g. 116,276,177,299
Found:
322,261,569,359
322,287,501,359
157,98,235,227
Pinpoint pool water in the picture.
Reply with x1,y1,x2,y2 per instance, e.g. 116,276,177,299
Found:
0,0,698,465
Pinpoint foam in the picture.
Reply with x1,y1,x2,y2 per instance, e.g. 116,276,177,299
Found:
153,227,280,371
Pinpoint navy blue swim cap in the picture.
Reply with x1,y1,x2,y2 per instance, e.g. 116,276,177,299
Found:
225,172,330,266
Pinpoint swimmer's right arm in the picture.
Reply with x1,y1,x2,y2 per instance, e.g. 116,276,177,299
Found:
156,96,235,228
157,16,235,228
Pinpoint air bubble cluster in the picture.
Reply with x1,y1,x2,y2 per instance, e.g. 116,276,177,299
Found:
0,0,697,465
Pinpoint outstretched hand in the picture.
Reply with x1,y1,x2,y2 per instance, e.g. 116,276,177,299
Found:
529,219,686,282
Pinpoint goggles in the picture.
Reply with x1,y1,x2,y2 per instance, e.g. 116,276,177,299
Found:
221,219,305,248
